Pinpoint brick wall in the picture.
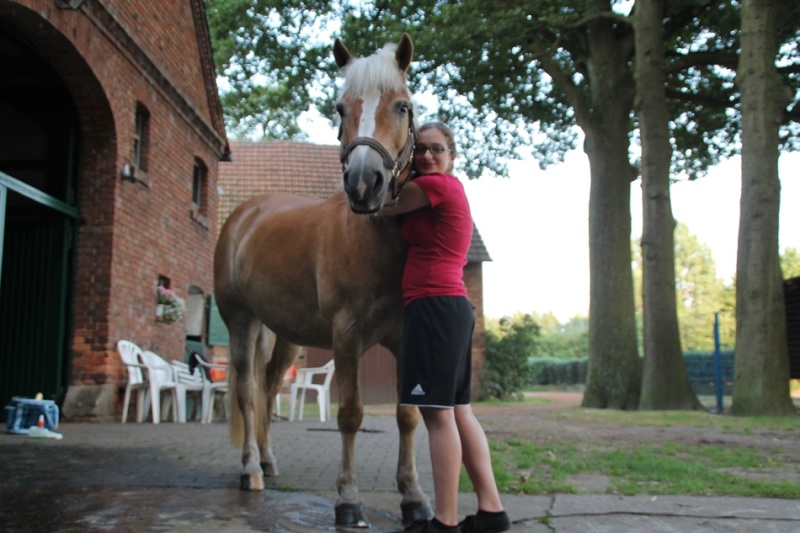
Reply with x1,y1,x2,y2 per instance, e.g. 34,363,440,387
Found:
3,1,226,419
464,262,487,397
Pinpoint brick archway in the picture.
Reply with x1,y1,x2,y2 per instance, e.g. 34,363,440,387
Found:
0,4,117,416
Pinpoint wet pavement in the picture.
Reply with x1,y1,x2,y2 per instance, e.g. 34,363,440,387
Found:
2,414,800,532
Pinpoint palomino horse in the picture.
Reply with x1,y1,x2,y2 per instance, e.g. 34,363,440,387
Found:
214,34,431,527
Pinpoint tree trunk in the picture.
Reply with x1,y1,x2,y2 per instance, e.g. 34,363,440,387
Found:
635,0,702,410
582,138,641,410
580,6,641,410
733,0,794,416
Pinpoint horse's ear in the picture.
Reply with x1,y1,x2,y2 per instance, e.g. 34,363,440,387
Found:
334,38,352,69
395,33,414,73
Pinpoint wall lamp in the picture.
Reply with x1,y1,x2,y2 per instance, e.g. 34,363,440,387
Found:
55,0,86,9
121,164,152,189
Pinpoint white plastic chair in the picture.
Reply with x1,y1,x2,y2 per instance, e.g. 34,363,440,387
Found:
117,340,149,423
289,360,335,422
192,353,229,423
170,360,205,422
141,350,180,424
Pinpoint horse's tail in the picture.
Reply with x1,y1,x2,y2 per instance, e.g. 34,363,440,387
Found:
228,324,273,447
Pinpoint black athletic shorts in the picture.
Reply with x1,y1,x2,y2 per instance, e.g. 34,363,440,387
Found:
399,296,474,408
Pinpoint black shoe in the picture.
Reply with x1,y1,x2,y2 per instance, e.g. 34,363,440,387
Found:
459,510,511,533
396,518,461,533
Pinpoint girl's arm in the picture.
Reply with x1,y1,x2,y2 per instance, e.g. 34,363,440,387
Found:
381,181,430,216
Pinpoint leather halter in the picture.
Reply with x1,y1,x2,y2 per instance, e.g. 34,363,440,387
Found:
339,108,416,207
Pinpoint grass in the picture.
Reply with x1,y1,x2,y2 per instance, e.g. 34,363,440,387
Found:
468,439,800,498
471,396,554,408
555,406,799,432
301,391,800,499
457,399,800,499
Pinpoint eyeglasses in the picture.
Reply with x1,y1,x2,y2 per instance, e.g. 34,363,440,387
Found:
413,144,452,156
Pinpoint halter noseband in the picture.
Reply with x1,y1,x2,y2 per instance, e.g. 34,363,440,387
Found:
339,108,416,207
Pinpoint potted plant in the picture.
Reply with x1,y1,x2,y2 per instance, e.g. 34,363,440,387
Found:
156,286,186,323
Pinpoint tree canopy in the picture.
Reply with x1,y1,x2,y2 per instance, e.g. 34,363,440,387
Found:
207,1,799,177
207,0,341,139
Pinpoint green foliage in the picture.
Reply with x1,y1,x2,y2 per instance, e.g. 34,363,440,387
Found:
782,247,800,279
206,0,339,140
530,311,561,334
486,312,588,389
535,313,589,360
673,222,734,351
337,0,586,178
490,312,588,361
633,222,736,352
481,314,539,400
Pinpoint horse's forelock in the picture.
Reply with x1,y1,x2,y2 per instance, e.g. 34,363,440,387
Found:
340,43,408,99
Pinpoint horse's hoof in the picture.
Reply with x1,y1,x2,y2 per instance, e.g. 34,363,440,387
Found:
335,502,370,528
239,473,265,491
401,500,433,525
261,462,279,477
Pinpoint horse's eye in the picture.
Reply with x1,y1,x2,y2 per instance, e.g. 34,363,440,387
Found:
336,103,345,117
399,104,409,115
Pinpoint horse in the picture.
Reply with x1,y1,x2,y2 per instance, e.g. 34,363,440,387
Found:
213,33,431,528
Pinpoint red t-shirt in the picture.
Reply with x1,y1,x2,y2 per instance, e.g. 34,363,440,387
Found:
400,172,473,305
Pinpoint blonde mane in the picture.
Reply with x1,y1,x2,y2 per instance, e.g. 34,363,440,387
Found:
339,44,408,98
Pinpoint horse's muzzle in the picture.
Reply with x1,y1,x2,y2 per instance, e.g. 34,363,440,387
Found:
348,203,382,215
343,156,388,214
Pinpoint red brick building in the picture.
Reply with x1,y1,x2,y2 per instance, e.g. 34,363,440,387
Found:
0,1,228,420
216,141,492,403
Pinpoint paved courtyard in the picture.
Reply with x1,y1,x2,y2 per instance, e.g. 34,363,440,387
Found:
2,400,799,532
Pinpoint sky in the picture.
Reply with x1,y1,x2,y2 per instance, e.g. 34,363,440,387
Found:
301,116,799,323
464,151,799,321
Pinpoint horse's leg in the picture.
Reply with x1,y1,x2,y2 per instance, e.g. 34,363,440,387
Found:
396,403,431,523
331,331,369,528
258,331,301,477
390,343,433,525
253,325,276,476
229,318,267,491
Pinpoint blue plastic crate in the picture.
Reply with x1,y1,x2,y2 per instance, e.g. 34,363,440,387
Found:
5,397,60,435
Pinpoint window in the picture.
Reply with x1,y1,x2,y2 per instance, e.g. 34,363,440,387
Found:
157,275,170,293
192,158,207,210
155,275,170,321
190,158,211,229
133,104,150,171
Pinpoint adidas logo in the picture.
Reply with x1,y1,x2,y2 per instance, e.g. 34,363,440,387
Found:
410,384,425,396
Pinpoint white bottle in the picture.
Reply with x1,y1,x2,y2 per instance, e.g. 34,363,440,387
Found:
28,416,47,438
28,414,63,440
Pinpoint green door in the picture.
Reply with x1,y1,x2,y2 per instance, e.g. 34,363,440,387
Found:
0,207,72,405
0,28,80,418
0,175,76,413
